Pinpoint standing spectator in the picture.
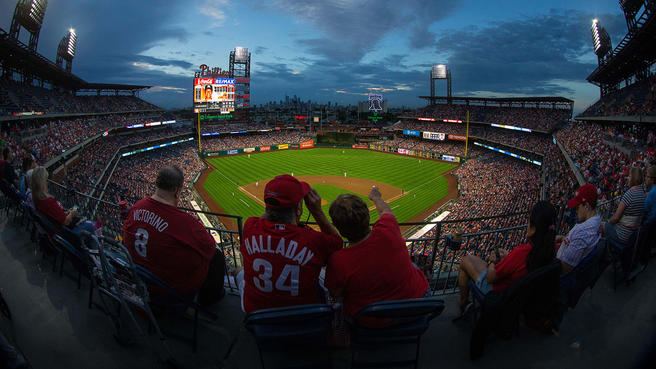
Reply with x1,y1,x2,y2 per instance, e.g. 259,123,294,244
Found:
122,165,226,306
2,147,18,188
239,174,342,313
325,187,428,325
556,184,602,275
457,201,557,315
604,167,646,249
19,156,36,199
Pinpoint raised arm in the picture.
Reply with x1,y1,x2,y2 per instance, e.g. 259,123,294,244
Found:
305,188,340,237
368,186,393,216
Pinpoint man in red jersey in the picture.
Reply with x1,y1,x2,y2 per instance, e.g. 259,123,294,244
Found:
325,187,429,325
240,174,342,313
123,166,225,306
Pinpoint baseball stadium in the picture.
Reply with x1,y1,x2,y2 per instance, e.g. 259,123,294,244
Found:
1,1,656,368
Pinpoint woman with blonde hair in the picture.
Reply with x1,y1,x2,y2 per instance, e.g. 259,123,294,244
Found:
30,166,95,236
604,167,646,249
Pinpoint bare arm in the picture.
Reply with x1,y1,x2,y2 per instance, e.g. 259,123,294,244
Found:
305,189,340,237
560,260,574,275
608,201,626,224
63,208,78,226
369,186,393,216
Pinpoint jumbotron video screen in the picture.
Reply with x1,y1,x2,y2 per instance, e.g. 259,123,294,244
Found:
193,78,235,113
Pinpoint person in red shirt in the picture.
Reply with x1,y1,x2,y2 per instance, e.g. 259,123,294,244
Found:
457,201,557,315
325,186,429,324
30,166,96,237
122,165,225,306
240,174,342,313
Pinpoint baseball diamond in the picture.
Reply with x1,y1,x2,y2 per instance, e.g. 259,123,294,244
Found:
195,148,459,231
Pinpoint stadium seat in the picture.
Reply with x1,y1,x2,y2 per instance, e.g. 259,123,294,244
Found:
350,297,445,369
608,228,640,290
31,210,63,272
89,236,173,362
556,238,607,325
52,227,95,290
470,260,561,359
244,304,334,369
134,264,218,353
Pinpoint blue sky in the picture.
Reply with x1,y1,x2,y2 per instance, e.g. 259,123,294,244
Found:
1,0,628,113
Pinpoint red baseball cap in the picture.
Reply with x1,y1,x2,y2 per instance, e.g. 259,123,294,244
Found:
567,183,598,209
264,174,311,209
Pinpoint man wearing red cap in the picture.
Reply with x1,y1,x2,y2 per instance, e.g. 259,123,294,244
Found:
556,183,602,275
240,174,342,313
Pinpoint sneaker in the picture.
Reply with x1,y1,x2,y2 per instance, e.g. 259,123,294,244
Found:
460,301,474,317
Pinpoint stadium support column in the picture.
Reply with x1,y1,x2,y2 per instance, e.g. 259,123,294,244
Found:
197,113,202,152
465,110,469,157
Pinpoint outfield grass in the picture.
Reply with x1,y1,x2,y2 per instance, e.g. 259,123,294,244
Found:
203,148,455,224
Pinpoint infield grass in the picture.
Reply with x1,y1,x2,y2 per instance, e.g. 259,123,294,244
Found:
203,148,455,224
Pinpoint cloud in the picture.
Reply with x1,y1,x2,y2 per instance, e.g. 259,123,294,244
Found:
198,0,230,27
434,9,626,96
256,0,460,61
148,86,188,94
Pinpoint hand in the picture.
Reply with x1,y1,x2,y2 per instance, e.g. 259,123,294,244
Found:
304,188,323,214
498,248,509,260
555,235,564,243
368,186,382,202
69,208,79,217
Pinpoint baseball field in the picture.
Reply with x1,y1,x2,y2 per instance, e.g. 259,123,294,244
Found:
195,148,458,230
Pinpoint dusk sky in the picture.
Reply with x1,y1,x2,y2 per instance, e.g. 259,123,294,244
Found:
1,0,628,113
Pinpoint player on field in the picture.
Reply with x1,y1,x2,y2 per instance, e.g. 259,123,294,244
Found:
239,174,342,313
122,165,226,306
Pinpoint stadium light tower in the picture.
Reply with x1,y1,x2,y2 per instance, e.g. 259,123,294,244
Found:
591,19,612,65
9,0,48,52
430,64,452,105
56,28,77,73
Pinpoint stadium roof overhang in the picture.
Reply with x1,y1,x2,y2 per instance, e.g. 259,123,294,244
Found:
0,28,151,92
587,7,656,85
418,95,573,108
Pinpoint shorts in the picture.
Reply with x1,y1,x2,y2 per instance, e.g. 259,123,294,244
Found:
474,268,492,295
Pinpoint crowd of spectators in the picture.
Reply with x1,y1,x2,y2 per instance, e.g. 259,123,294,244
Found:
199,121,268,133
200,131,309,152
579,74,656,117
0,78,160,115
405,104,570,132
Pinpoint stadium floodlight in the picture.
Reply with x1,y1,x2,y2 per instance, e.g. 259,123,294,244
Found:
235,47,249,61
26,0,47,30
590,19,611,56
66,28,77,58
432,64,447,79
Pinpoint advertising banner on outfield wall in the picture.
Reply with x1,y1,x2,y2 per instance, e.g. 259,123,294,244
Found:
422,131,446,141
244,147,255,153
403,129,421,137
398,148,410,155
441,155,461,163
300,140,314,149
278,144,289,150
352,144,368,149
448,134,467,141
260,146,270,152
227,149,239,155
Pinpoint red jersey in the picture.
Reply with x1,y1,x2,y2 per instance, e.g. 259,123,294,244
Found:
493,243,531,291
122,197,216,295
325,214,428,320
34,197,67,231
241,217,343,313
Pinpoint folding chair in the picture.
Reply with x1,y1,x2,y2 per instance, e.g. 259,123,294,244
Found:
350,297,445,369
31,211,62,272
89,236,172,362
244,304,334,369
134,265,218,353
53,227,96,290
470,260,561,359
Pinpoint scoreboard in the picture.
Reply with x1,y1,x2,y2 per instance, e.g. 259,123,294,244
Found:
193,78,235,113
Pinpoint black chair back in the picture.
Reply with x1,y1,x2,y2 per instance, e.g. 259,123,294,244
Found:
245,304,334,343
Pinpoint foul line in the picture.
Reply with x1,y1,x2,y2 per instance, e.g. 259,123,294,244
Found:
239,199,251,207
207,161,240,187
238,186,266,206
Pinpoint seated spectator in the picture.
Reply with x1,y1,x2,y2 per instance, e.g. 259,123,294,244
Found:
556,184,602,275
30,166,96,236
2,147,18,188
19,156,36,199
122,165,226,306
604,167,646,249
457,201,557,315
325,187,429,325
645,165,656,225
239,174,342,313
